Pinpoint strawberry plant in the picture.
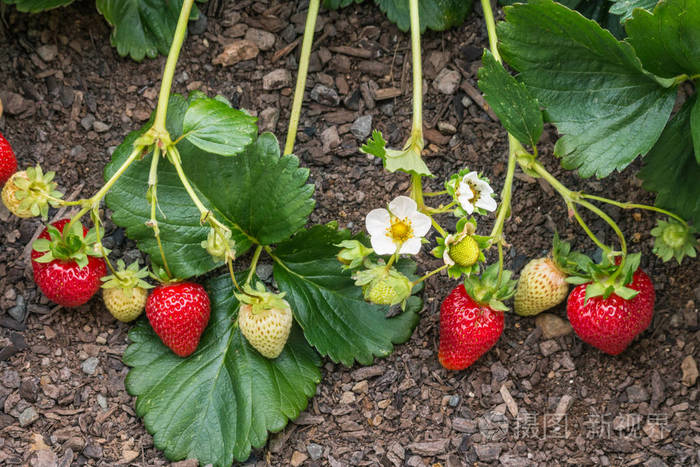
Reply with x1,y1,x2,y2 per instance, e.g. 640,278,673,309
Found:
1,0,698,464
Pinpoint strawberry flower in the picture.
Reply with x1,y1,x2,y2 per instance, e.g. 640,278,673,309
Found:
446,170,497,216
365,195,431,255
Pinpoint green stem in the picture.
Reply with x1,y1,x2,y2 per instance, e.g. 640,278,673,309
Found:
385,252,399,270
152,0,196,132
426,200,457,214
227,257,242,292
489,135,518,241
411,174,425,210
93,213,119,278
431,217,448,237
65,146,142,235
577,198,628,279
168,146,209,215
147,148,172,278
569,203,609,253
412,264,448,286
424,190,448,197
480,0,501,62
409,0,423,134
284,0,320,156
580,194,687,226
246,245,263,285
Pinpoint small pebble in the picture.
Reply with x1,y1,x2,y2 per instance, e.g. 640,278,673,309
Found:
448,395,460,407
81,357,99,375
18,407,39,427
306,443,323,460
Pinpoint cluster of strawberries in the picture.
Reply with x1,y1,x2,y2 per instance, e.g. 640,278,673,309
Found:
438,235,656,370
0,132,292,361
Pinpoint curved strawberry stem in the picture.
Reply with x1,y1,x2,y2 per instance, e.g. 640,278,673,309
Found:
246,246,263,286
580,193,689,227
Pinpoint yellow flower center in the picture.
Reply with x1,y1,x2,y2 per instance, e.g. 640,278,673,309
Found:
387,217,413,244
467,182,480,202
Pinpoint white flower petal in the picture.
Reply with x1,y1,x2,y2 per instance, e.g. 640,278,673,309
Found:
457,181,474,200
475,178,494,195
399,237,422,255
443,249,455,266
410,211,431,237
458,194,475,214
366,208,390,236
389,195,417,218
463,171,480,184
476,195,498,212
371,235,397,255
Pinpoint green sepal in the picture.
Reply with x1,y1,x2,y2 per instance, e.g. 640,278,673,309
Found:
234,282,289,315
650,219,698,264
565,251,643,301
11,165,64,221
31,220,103,268
101,260,153,294
361,130,432,177
336,240,374,269
462,263,517,311
353,263,413,309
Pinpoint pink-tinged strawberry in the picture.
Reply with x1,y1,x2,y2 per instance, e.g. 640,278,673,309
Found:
146,282,211,357
514,233,580,316
0,132,17,186
438,264,516,370
31,219,107,307
566,253,655,355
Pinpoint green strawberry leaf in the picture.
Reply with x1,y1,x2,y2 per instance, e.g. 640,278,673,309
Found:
183,132,315,246
124,274,321,466
477,49,543,148
105,94,252,280
639,96,700,224
691,94,700,164
107,93,315,278
182,98,258,156
323,0,473,32
2,0,73,13
609,0,658,21
625,0,700,79
361,130,432,177
497,0,676,178
271,225,422,367
96,0,201,62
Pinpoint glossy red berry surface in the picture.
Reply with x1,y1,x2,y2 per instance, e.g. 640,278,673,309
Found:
31,219,107,308
0,132,18,186
146,282,211,357
439,284,504,371
567,268,655,355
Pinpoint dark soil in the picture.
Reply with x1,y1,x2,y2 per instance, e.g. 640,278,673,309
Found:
1,1,698,466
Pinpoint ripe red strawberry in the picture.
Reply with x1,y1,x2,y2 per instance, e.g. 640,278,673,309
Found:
0,132,17,186
31,219,107,307
439,284,505,370
146,282,211,357
567,267,655,355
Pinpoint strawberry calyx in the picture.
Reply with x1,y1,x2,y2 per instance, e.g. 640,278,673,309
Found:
650,219,697,264
336,239,373,269
549,232,591,276
32,220,105,269
462,263,517,312
3,165,64,220
353,263,413,308
101,260,153,295
234,282,289,315
565,252,642,302
201,227,236,263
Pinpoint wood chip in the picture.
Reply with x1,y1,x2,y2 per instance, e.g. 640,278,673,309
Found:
459,80,499,122
329,46,372,59
499,384,519,417
373,87,402,100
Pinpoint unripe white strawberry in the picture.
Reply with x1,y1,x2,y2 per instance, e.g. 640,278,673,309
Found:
2,171,33,218
235,282,293,359
514,257,568,316
103,286,148,322
238,302,293,359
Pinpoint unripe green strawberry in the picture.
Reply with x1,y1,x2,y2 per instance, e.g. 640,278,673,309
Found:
238,302,293,359
2,171,33,218
448,235,479,267
103,286,148,322
514,258,568,316
366,279,399,305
